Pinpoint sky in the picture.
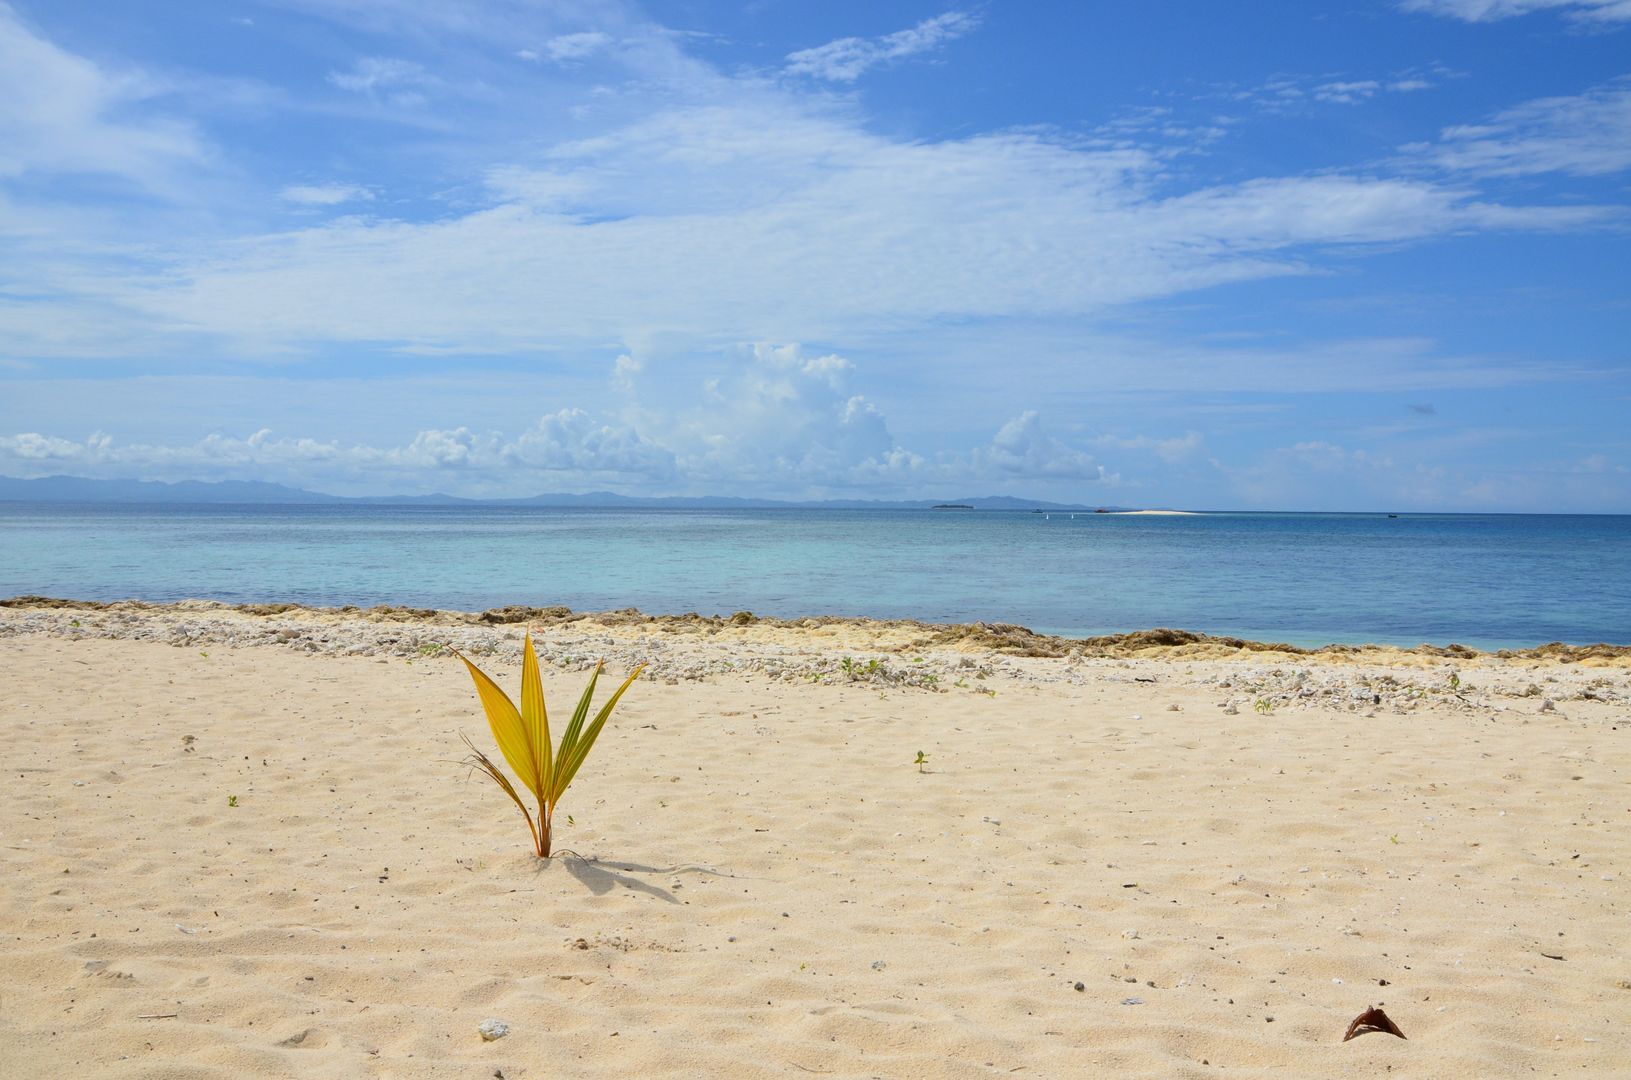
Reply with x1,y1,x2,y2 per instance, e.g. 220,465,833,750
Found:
1,1,1628,509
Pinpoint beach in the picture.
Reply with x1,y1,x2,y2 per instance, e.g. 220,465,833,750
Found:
2,600,1628,1078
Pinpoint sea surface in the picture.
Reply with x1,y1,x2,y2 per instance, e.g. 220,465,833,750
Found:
1,503,1628,650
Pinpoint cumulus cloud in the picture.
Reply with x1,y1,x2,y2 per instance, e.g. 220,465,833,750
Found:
0,344,1123,496
0,411,675,492
676,343,898,484
1400,0,1631,22
975,412,1110,481
785,11,979,82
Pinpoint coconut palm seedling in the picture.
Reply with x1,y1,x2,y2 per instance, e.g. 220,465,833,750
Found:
914,750,929,773
452,631,643,858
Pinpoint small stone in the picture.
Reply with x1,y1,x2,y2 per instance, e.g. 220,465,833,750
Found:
478,1019,509,1041
1073,982,1084,991
871,960,886,971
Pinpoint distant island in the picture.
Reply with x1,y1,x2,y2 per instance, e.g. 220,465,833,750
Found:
0,474,1132,513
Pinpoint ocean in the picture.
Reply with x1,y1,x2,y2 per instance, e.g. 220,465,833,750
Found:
1,503,1627,650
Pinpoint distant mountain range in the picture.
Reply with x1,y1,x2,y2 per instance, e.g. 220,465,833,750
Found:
0,474,1124,511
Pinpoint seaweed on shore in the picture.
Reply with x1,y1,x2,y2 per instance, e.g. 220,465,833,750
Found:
4,595,1629,662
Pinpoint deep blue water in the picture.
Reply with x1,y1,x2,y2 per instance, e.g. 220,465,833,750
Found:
1,503,1627,649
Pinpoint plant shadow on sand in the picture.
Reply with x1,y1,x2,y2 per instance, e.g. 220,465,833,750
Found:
543,855,725,903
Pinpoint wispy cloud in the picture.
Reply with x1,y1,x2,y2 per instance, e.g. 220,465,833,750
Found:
519,31,614,64
1400,0,1631,23
785,11,979,82
280,182,373,206
1419,79,1631,176
0,2,204,187
326,56,438,106
106,101,1606,360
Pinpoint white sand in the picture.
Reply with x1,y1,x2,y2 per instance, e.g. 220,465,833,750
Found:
2,618,1627,1078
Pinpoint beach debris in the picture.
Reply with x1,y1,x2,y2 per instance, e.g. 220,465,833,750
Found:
871,960,887,971
478,1018,510,1041
181,734,196,752
1121,997,1144,1006
1342,1006,1406,1042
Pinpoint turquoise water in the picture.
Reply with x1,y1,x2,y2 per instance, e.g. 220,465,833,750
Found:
1,503,1627,649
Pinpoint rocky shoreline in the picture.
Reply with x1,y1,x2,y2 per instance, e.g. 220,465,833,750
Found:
3,596,1627,718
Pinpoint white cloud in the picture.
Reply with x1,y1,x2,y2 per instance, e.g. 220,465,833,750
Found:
328,56,427,92
675,343,898,484
1423,80,1631,176
785,11,979,82
536,31,613,62
1093,431,1204,463
107,101,1608,360
975,412,1109,481
1313,80,1381,104
280,182,374,205
0,2,203,185
0,343,1123,495
611,353,642,391
0,411,676,492
1400,0,1631,22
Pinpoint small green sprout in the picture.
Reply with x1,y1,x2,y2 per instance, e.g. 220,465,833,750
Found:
1389,833,1399,844
69,619,81,628
914,751,929,773
227,795,239,807
1253,698,1274,714
1449,672,1461,691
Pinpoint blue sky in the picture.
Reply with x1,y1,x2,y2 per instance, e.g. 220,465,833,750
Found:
1,0,1628,509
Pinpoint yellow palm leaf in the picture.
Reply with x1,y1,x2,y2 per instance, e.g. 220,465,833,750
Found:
520,631,551,800
451,647,543,801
